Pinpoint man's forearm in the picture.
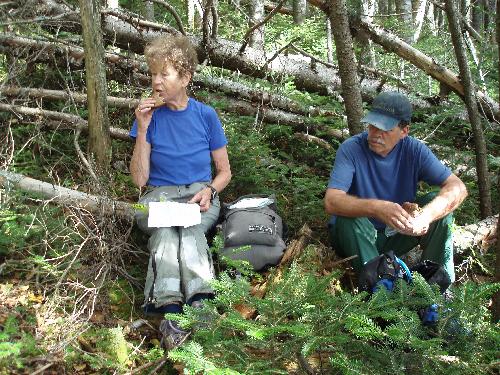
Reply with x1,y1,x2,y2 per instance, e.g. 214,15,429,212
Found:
325,192,381,218
421,175,467,222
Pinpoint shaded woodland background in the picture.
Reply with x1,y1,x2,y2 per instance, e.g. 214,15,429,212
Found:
0,0,499,374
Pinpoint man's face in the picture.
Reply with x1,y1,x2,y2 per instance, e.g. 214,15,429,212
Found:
366,124,409,157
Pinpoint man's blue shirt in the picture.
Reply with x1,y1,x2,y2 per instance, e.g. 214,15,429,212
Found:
328,132,451,230
130,98,227,186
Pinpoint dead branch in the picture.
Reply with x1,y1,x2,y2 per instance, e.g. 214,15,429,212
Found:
294,133,333,150
145,0,186,35
279,224,312,266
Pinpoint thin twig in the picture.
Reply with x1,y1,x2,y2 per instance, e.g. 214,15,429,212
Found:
73,128,99,183
330,255,358,268
265,37,300,65
290,43,336,68
31,362,55,375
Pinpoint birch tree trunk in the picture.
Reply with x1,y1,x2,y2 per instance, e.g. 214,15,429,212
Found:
396,0,413,23
445,0,492,218
327,0,364,135
249,0,265,49
293,0,307,24
412,0,428,43
79,0,111,173
326,17,333,63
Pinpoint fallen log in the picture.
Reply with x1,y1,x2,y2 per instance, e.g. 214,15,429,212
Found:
0,170,135,219
0,103,131,141
0,90,342,140
2,170,495,253
30,0,419,104
0,34,331,118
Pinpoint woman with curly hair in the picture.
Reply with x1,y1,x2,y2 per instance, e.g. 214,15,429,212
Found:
129,35,231,350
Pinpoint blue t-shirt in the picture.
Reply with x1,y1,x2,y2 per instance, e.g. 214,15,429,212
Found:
129,98,227,186
328,132,451,230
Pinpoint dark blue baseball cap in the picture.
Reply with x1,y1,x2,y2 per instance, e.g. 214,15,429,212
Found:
361,91,412,131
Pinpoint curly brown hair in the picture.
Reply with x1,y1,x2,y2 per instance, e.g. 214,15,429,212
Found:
144,35,198,80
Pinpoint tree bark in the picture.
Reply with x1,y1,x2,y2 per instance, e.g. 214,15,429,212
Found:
327,0,364,135
292,0,307,24
444,0,492,218
79,0,111,173
249,0,265,49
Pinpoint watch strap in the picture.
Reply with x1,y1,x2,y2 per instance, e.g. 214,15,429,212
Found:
206,184,218,201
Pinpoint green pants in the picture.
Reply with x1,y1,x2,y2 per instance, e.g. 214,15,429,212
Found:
328,192,455,283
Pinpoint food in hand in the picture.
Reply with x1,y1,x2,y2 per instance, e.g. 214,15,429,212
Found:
152,92,165,108
402,202,422,218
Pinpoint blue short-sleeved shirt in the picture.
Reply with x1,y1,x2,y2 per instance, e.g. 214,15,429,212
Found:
328,132,451,229
129,98,227,186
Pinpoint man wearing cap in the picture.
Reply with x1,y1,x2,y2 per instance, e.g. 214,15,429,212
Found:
324,91,467,289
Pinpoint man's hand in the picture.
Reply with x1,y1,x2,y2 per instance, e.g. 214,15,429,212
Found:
376,201,413,233
407,212,431,236
188,187,212,212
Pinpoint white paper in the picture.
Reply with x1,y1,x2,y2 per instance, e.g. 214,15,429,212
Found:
148,201,201,228
229,197,273,210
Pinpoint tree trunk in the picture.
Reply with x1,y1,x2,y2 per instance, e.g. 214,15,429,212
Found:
249,0,265,49
144,1,155,21
494,0,500,324
326,17,334,63
359,0,377,67
378,0,388,15
292,0,307,24
0,171,134,219
471,0,484,34
79,0,111,173
396,0,413,25
412,0,428,43
444,0,492,218
327,0,364,135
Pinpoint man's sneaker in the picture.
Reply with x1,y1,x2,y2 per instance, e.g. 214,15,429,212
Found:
159,319,190,351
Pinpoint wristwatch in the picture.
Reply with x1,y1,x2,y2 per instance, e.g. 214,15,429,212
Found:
206,184,218,202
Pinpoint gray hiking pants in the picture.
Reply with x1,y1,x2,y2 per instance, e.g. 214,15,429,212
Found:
135,183,220,307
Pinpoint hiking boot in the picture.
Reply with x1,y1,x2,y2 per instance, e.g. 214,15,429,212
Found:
158,319,190,351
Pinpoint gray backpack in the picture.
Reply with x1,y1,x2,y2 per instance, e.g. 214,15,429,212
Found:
220,194,286,271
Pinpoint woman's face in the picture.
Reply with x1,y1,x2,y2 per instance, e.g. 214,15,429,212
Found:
150,62,190,104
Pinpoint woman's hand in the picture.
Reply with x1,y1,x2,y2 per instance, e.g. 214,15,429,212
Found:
134,97,161,132
188,187,213,212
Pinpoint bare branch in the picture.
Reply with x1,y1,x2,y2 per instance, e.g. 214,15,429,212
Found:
145,0,186,35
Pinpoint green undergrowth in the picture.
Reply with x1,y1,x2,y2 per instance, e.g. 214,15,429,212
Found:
168,246,500,375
